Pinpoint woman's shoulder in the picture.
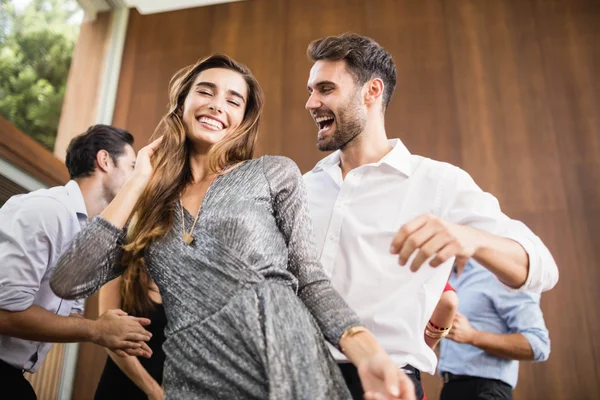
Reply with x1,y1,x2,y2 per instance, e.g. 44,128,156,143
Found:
225,156,301,191
257,155,301,176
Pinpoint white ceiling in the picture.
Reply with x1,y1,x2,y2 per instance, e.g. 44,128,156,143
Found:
77,0,247,16
125,0,247,14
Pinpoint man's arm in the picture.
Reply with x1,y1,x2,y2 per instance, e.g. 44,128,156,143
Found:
0,305,153,358
390,165,558,292
471,331,534,360
0,305,95,342
446,313,534,360
391,217,530,288
0,198,151,357
447,288,550,362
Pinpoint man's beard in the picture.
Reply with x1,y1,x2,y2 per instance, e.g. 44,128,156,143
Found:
317,91,366,152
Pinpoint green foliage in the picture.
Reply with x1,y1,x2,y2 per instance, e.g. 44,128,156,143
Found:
0,0,81,150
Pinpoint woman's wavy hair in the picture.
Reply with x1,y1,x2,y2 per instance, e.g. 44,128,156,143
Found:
120,54,264,315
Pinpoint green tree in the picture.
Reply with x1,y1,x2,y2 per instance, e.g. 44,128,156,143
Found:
0,0,81,150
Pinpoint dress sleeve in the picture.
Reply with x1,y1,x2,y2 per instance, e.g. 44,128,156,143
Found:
50,217,127,300
263,156,362,347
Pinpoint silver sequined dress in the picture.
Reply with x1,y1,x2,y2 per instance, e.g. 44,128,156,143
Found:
51,156,359,399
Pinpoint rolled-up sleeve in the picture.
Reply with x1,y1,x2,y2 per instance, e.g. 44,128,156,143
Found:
0,198,70,311
440,165,559,293
70,299,85,315
493,289,551,362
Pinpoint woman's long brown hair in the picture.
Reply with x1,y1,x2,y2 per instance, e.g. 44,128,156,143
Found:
120,54,264,315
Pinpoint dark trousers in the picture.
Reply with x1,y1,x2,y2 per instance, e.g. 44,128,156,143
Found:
440,374,512,400
338,363,424,400
0,359,37,400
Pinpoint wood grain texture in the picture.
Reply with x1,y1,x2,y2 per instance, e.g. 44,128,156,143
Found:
69,1,599,399
0,117,69,186
24,343,65,400
54,11,113,162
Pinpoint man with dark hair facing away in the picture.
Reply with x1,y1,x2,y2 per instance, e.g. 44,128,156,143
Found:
0,125,152,399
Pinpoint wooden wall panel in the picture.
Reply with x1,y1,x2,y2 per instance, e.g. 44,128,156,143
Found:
0,117,69,186
24,343,65,400
531,0,600,397
70,293,106,400
70,0,599,399
367,0,463,167
54,12,113,161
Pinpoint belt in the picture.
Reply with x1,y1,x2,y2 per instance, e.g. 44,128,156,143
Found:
401,364,421,381
0,358,25,375
442,372,473,383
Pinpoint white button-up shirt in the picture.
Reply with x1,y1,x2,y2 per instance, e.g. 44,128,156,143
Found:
0,180,87,372
303,139,558,374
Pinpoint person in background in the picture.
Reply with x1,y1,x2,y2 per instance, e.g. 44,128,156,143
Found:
0,125,152,400
438,259,551,400
94,273,166,400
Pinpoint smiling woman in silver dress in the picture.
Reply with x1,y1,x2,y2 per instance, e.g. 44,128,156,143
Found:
50,54,414,400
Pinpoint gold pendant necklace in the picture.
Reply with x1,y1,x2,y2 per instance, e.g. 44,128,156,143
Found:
180,199,201,245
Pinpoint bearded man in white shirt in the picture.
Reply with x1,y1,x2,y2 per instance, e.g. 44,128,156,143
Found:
302,33,558,400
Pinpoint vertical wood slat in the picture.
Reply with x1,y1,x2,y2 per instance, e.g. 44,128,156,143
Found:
53,11,114,162
0,117,69,187
24,344,65,400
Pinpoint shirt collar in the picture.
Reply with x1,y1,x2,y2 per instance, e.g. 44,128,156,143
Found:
65,180,88,219
453,260,477,277
311,138,414,177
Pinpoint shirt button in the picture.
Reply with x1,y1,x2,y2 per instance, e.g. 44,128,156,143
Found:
329,235,335,241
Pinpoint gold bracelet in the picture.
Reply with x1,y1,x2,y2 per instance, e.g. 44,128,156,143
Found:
427,320,452,332
425,326,451,339
340,325,368,353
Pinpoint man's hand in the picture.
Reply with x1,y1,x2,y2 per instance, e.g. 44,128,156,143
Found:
446,313,476,345
91,309,153,358
390,214,480,272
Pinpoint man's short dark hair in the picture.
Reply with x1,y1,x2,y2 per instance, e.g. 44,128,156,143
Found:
65,124,134,179
307,33,397,110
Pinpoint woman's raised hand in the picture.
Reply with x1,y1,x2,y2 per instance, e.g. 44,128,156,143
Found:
132,136,163,184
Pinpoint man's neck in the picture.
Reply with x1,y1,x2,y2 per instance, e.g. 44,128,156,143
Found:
339,120,392,178
74,177,108,220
